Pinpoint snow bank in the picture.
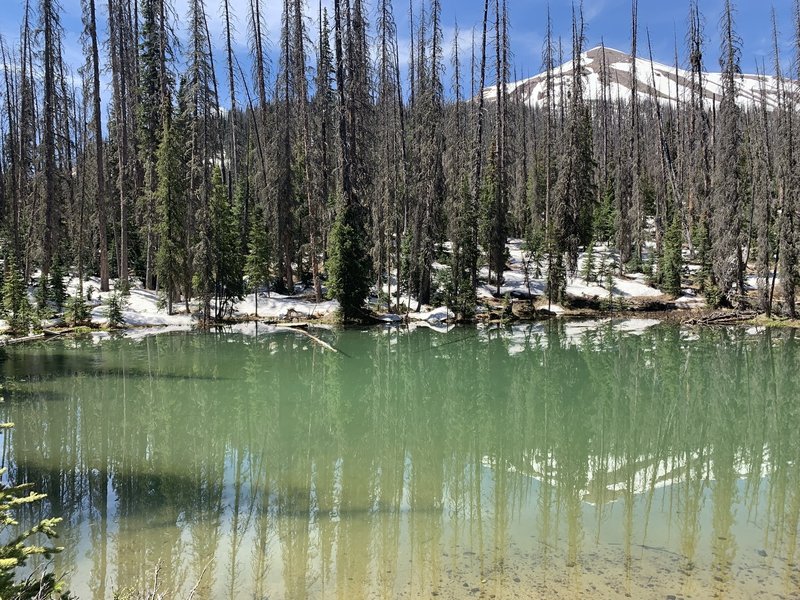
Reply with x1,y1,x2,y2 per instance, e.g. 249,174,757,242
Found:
609,278,661,297
64,276,194,328
91,288,193,327
745,274,781,291
479,239,663,302
67,277,339,327
232,292,339,320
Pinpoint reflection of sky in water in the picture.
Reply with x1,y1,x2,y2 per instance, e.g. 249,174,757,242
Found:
1,324,798,599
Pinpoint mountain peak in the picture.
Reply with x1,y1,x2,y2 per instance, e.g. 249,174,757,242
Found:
489,47,780,110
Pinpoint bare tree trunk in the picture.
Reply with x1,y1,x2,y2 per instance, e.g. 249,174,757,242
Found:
87,0,110,291
469,0,490,289
41,0,58,280
109,0,129,288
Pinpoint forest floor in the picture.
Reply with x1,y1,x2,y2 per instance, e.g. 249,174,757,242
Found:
2,240,797,343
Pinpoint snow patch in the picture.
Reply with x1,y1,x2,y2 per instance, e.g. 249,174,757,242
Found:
674,294,706,309
91,288,193,327
233,292,339,320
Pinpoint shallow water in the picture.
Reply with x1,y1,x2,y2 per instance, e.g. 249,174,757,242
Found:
1,322,799,599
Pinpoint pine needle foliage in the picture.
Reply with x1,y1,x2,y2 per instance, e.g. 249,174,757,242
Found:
0,422,69,600
327,202,371,322
2,259,32,335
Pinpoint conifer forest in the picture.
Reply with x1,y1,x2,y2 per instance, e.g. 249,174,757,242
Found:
5,2,800,598
0,0,799,326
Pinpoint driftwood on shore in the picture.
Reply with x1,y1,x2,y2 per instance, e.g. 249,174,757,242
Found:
682,311,758,326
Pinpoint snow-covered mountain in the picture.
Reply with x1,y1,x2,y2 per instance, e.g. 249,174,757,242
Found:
487,46,781,111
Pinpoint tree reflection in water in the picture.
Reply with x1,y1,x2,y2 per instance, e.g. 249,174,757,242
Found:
1,322,798,599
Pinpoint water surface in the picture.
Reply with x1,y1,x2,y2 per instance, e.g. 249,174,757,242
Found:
1,322,799,599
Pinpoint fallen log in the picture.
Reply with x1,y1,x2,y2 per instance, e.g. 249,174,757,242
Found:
0,333,46,346
275,325,339,353
43,328,80,337
683,311,758,326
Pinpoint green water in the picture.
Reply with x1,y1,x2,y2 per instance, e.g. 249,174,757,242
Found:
1,322,799,599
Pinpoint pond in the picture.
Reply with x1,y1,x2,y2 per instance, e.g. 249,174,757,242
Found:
1,321,799,599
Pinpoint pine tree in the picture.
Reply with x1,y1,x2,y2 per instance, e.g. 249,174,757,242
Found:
547,253,566,306
327,202,371,322
582,241,596,284
375,0,406,311
693,221,718,303
659,214,683,297
469,0,491,293
222,0,238,197
154,111,186,315
245,205,271,318
604,261,615,306
593,184,616,245
181,164,244,322
137,0,174,290
328,0,372,322
450,177,478,318
49,262,66,311
407,0,446,305
105,291,127,328
480,146,505,293
274,0,296,293
486,0,510,296
290,0,322,302
64,292,90,326
553,7,596,276
710,0,745,305
211,167,243,320
2,258,31,335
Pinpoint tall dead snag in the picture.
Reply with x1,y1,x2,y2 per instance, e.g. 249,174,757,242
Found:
710,0,745,305
470,0,490,290
290,0,322,301
83,0,110,291
40,0,60,280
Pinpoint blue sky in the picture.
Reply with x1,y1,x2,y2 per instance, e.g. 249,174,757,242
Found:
1,0,796,104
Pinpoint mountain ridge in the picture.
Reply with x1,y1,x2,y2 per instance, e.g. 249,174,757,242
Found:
486,46,782,111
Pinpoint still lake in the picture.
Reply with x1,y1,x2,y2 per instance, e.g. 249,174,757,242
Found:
1,322,799,599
